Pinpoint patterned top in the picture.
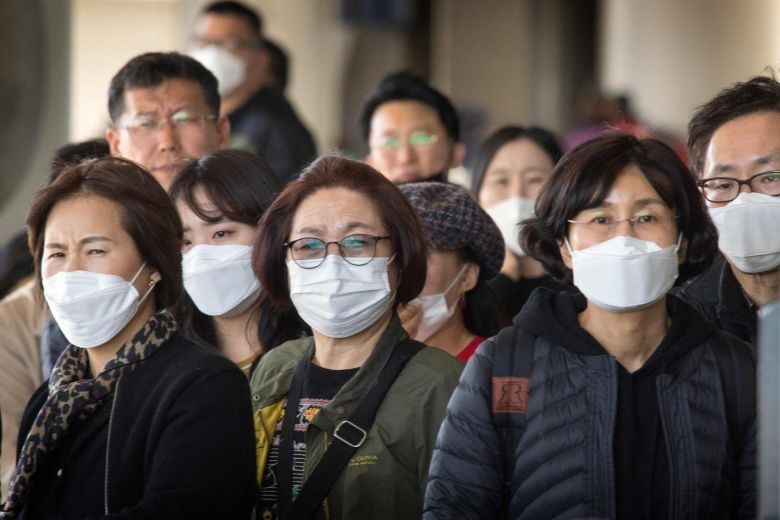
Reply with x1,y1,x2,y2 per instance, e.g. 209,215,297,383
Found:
257,363,358,519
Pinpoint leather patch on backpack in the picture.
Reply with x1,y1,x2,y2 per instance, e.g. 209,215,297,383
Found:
492,377,530,413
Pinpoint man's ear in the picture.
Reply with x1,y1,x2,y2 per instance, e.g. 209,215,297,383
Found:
450,142,466,169
106,127,121,155
217,116,231,149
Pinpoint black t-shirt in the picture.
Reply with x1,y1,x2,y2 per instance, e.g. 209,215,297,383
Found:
258,363,359,519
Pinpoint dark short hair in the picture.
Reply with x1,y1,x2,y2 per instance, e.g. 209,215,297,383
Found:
521,133,718,284
27,156,183,310
253,155,428,312
470,125,563,197
688,74,780,176
170,149,305,350
358,71,460,143
202,0,263,37
108,52,220,123
50,138,110,185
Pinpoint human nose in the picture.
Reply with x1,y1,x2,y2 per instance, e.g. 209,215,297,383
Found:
396,140,416,164
613,218,639,238
738,181,753,195
155,119,180,152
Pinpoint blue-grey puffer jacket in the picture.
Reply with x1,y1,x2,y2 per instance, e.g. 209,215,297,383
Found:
424,289,755,520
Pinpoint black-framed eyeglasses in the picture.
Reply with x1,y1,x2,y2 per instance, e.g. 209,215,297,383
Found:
283,234,391,269
697,170,780,203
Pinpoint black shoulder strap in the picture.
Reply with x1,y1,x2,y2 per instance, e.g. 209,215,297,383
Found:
279,338,424,520
491,325,535,514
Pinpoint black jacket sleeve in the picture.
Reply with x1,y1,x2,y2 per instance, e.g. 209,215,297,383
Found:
424,339,505,519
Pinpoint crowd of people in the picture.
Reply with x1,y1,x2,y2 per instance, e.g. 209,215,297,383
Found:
0,1,776,519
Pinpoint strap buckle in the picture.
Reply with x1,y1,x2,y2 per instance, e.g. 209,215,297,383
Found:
333,420,367,448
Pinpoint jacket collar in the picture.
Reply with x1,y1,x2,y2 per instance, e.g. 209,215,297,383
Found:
716,259,758,328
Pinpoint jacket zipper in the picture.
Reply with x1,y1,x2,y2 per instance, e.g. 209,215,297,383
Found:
104,376,121,515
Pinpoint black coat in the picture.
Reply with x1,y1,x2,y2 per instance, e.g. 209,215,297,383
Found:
16,332,256,520
425,290,756,519
675,255,758,346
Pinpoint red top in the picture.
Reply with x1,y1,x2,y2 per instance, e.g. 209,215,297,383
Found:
457,336,485,362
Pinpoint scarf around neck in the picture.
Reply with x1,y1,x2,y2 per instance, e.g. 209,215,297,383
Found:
0,310,177,518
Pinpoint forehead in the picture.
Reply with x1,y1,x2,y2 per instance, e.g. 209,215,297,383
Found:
291,187,383,234
704,111,780,173
45,194,127,239
369,100,445,136
597,164,664,205
195,13,257,40
488,138,555,170
119,78,209,116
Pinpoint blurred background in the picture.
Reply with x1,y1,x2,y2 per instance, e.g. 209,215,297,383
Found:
1,0,779,243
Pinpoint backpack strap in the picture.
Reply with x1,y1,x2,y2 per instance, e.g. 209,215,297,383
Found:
278,338,424,520
491,325,536,513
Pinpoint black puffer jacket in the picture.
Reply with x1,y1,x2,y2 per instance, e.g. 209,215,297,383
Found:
424,289,756,520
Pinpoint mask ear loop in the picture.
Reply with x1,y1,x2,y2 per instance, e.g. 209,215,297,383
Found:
674,232,683,252
564,237,575,256
130,262,156,308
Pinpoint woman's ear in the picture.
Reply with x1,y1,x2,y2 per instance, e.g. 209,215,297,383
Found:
459,262,480,293
677,236,688,265
149,268,162,285
558,239,574,270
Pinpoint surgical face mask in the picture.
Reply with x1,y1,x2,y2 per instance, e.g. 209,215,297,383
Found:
409,264,468,342
485,196,536,257
43,263,154,349
708,192,780,273
182,244,261,317
288,254,395,339
189,45,246,96
567,234,682,312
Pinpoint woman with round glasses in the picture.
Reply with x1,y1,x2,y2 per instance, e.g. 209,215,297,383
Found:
425,134,756,519
170,150,306,377
250,156,462,519
471,125,569,318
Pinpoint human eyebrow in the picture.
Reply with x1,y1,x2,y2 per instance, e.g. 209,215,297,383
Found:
633,198,668,209
80,236,115,245
204,217,231,227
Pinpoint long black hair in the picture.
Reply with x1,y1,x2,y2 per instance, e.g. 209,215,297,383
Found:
169,149,307,354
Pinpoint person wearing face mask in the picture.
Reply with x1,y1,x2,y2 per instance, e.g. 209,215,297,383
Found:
1,157,256,519
189,1,316,183
471,125,572,318
676,75,780,346
398,182,507,361
425,134,756,519
169,149,306,376
250,156,462,520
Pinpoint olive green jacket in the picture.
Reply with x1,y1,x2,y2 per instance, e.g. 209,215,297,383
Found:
250,315,463,520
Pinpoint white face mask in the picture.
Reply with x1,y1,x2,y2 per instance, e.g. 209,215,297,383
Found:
182,244,261,317
43,263,154,349
189,45,246,96
485,196,536,257
288,254,395,339
708,192,780,273
567,234,682,312
409,264,468,342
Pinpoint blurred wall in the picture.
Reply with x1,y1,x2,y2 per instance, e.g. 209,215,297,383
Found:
0,0,69,242
600,0,780,136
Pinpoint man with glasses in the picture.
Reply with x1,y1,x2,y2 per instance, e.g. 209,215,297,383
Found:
106,52,230,191
360,71,465,184
678,74,780,345
190,1,316,182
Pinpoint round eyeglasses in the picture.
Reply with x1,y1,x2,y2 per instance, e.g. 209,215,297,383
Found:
283,234,391,269
697,170,780,203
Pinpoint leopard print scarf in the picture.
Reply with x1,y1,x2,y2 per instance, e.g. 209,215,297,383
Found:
0,311,177,518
